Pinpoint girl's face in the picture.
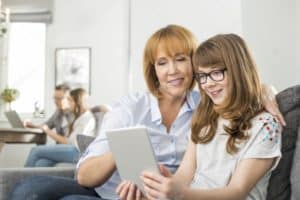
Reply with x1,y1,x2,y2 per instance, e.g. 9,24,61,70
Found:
154,46,193,100
195,66,228,105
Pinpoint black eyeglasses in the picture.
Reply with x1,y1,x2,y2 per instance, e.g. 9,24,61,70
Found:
194,68,227,84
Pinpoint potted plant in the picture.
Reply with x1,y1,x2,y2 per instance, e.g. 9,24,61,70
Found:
0,88,20,110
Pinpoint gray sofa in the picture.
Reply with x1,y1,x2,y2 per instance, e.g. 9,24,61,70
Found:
0,167,75,199
0,85,299,200
267,85,300,200
0,134,96,200
291,127,300,200
0,109,106,200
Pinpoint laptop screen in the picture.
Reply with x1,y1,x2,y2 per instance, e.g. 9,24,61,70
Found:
4,110,25,128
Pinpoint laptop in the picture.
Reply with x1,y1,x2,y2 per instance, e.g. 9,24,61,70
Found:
4,110,43,134
5,110,27,128
106,126,160,194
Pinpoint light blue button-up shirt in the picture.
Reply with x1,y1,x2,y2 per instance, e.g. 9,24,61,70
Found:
77,91,200,199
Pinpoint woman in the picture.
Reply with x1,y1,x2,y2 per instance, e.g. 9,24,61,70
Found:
140,34,282,200
24,88,96,167
73,24,200,200
10,25,283,200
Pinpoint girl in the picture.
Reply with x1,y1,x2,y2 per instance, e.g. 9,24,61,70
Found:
141,34,282,200
25,88,96,167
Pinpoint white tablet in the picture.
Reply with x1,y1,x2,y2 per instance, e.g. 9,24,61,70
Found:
106,126,160,192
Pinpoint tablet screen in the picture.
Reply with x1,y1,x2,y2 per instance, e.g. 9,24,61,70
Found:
106,126,160,192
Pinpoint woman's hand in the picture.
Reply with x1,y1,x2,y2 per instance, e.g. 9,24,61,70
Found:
116,180,143,200
262,84,286,126
41,124,50,134
40,124,69,144
141,165,185,200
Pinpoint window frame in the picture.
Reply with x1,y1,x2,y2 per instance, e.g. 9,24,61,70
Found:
0,22,47,120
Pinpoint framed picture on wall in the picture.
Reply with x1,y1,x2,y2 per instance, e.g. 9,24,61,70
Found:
55,47,91,93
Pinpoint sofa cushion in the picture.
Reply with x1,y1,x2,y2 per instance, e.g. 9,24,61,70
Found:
76,134,95,154
291,127,300,200
76,109,104,154
267,85,300,200
0,167,75,200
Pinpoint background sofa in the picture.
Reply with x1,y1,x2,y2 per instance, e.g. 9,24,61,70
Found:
0,85,299,200
0,107,106,200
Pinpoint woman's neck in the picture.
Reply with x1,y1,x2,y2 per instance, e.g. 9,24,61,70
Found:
80,107,88,115
74,107,88,118
159,93,186,132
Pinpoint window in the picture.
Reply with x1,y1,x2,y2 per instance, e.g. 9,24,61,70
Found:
7,23,46,113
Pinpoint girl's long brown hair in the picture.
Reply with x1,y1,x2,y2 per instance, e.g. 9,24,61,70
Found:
192,34,263,154
68,88,87,136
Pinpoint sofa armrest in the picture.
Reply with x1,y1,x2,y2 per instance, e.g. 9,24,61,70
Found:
77,134,95,153
0,167,75,200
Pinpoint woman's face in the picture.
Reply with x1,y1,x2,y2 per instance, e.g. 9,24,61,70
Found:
154,46,193,100
67,96,75,111
68,93,89,111
81,93,89,109
196,65,228,105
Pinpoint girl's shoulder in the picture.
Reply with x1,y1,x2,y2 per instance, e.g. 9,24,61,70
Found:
249,111,282,144
77,110,95,121
238,113,282,174
252,112,280,127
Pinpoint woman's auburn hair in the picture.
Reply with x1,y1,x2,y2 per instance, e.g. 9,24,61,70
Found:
191,34,264,154
143,24,198,98
68,88,87,136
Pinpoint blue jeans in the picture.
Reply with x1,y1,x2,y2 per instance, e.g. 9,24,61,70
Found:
9,175,103,200
25,144,80,167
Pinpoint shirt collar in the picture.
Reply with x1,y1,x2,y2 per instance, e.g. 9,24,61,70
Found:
149,91,197,124
177,91,196,117
185,90,197,110
149,93,162,123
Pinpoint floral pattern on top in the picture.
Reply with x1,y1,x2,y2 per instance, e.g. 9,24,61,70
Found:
259,116,281,144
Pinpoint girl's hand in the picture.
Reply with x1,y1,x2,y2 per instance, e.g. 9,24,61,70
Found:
141,165,185,200
116,180,143,200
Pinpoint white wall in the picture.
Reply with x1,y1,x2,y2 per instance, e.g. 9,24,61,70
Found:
130,0,299,93
45,0,129,114
129,0,243,92
241,0,299,92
